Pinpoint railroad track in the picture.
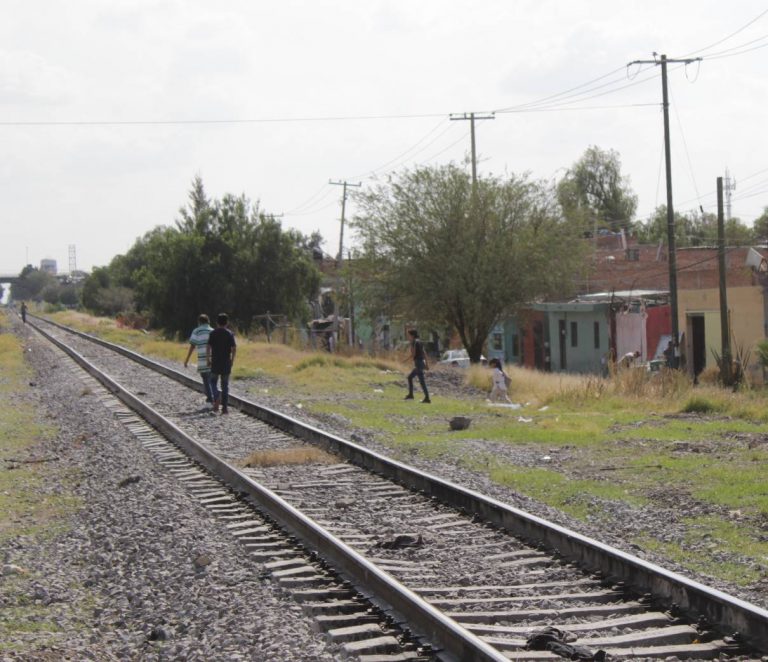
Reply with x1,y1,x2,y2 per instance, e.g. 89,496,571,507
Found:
26,315,768,660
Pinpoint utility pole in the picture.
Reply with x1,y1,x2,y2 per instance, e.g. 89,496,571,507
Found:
717,177,732,385
329,179,361,348
329,180,361,267
449,112,495,189
628,53,701,363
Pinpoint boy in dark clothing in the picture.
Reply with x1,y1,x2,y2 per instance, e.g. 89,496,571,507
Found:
404,329,430,403
207,313,237,413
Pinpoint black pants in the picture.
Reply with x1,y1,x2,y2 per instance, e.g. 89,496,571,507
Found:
407,359,429,398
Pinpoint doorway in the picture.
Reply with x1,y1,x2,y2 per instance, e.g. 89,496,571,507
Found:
688,314,706,376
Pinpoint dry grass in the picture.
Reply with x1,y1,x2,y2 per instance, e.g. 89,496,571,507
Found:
240,446,338,467
467,361,696,409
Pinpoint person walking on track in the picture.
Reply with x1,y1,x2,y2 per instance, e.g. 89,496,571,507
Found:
207,313,237,414
183,314,214,405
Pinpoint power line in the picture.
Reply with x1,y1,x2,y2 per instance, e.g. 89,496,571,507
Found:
678,7,768,58
344,118,456,181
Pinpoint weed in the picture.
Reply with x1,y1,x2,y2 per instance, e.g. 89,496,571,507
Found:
240,447,337,467
681,396,719,414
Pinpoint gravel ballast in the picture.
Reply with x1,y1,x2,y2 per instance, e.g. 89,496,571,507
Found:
1,320,335,661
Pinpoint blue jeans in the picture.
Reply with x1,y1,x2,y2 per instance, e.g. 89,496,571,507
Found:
407,359,429,398
210,372,230,408
200,371,214,402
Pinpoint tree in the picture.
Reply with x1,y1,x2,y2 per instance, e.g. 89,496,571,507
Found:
635,207,755,247
11,265,56,302
114,179,321,336
752,207,768,244
352,164,588,362
558,146,638,234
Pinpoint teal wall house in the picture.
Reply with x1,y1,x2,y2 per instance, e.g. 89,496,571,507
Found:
533,301,612,374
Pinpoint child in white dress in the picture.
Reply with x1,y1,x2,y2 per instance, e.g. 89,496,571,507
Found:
488,358,512,403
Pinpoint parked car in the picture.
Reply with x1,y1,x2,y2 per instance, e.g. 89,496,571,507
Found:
438,349,486,368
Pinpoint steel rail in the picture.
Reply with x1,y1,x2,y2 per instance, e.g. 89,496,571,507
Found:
31,315,768,652
29,317,508,662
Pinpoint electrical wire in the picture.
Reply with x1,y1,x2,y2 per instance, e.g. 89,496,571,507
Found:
494,64,631,113
677,8,768,58
670,85,702,207
344,118,457,181
0,111,448,127
282,198,339,217
699,30,768,57
284,183,335,215
496,63,661,114
703,36,768,61
418,129,472,166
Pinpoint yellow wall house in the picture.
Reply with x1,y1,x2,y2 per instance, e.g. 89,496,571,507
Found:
677,285,765,382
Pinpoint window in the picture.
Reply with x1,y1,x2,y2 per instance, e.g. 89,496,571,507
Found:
570,321,578,347
511,334,519,357
594,321,600,349
492,333,503,351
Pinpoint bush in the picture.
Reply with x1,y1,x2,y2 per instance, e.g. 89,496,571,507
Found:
681,396,719,414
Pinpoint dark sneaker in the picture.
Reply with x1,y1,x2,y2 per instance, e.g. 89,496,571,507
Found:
213,396,221,412
221,407,229,414
404,394,414,400
421,397,431,403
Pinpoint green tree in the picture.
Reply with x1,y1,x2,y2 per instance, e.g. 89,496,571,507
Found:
753,207,768,243
119,179,321,336
10,265,56,302
636,207,755,247
352,164,587,362
558,146,638,234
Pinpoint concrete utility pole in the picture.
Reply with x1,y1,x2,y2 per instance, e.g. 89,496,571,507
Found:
329,180,361,267
329,179,361,348
628,53,701,363
717,177,732,385
449,112,495,189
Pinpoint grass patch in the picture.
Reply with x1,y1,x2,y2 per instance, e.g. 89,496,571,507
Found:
0,311,85,651
241,446,338,467
681,396,721,414
634,515,768,586
489,464,643,519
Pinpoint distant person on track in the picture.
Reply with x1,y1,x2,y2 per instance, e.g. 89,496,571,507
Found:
488,358,512,403
20,301,27,324
183,314,214,405
404,329,430,404
207,313,237,414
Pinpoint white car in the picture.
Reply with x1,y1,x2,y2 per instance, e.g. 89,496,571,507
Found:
438,349,486,367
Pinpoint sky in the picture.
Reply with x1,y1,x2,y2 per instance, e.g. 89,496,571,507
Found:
1,0,767,275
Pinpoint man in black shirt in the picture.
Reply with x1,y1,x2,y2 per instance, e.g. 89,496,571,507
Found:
404,328,430,403
206,313,237,414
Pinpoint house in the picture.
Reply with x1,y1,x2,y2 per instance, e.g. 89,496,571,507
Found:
490,236,768,378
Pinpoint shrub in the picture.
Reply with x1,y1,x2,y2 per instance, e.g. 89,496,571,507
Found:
681,396,718,414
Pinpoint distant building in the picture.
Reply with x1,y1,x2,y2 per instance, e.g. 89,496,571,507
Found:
40,258,57,275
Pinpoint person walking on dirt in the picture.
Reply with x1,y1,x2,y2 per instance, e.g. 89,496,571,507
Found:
184,314,214,404
207,313,237,414
20,302,27,324
404,329,430,403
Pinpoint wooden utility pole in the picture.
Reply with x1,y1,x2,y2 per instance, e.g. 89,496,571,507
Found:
449,112,495,189
628,53,701,364
716,177,732,385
